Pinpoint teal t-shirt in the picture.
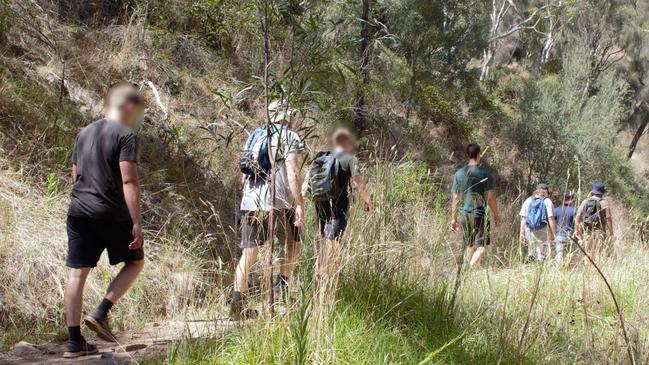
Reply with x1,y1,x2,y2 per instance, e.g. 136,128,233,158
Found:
451,164,494,216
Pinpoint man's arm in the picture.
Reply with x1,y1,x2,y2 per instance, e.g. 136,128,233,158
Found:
451,192,459,232
605,207,614,238
285,151,304,227
351,175,373,211
486,190,501,227
519,216,527,243
575,200,586,238
548,216,557,242
120,161,142,250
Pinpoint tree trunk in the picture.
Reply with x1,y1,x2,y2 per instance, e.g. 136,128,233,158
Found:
257,0,276,314
353,0,370,135
405,60,416,122
628,114,649,159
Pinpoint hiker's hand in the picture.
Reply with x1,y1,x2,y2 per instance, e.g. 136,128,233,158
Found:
519,233,526,243
451,220,459,233
129,223,143,250
294,205,304,227
493,215,502,227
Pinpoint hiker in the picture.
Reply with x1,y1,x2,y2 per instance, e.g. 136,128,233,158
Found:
553,194,576,265
450,143,501,268
307,128,373,279
63,83,144,358
574,182,613,264
519,183,556,262
230,102,305,320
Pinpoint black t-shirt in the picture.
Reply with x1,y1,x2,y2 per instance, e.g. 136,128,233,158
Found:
68,119,138,221
330,151,360,215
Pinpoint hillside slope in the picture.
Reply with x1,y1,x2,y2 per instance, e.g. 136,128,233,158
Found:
2,1,649,364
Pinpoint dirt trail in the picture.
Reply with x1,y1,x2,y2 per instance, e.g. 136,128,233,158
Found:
0,319,233,365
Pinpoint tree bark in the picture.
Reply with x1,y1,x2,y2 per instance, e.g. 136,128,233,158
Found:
257,0,276,314
628,114,649,159
353,0,370,135
405,58,416,122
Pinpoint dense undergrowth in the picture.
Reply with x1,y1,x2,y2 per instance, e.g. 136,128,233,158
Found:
161,161,649,364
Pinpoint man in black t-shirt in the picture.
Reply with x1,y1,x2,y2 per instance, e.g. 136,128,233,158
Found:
313,128,372,278
63,83,144,358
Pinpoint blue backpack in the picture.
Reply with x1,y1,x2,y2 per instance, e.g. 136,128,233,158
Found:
526,197,549,229
239,125,287,180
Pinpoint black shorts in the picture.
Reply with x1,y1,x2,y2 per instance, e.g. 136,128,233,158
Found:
315,201,348,241
240,209,301,248
459,213,490,247
66,216,144,268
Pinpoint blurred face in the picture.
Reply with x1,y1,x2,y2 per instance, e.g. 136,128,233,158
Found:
119,100,143,128
334,135,354,153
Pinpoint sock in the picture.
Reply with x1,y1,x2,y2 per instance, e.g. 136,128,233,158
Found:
68,326,83,343
96,298,114,318
230,291,243,310
275,275,289,287
232,291,242,303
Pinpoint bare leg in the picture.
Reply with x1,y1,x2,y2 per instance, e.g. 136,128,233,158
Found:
104,260,144,303
65,268,92,327
234,246,260,293
279,241,303,279
555,251,564,267
469,246,486,268
464,246,475,268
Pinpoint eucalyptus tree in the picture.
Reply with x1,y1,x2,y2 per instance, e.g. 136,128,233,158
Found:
380,0,488,121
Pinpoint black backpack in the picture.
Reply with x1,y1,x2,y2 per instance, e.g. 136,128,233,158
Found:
307,151,346,201
583,198,604,230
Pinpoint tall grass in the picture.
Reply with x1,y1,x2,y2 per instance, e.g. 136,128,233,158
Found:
3,151,649,363
164,157,649,364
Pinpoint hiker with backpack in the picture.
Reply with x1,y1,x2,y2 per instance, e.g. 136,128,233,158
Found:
519,183,556,262
574,182,613,264
450,144,501,268
554,194,577,265
306,128,372,278
230,102,305,320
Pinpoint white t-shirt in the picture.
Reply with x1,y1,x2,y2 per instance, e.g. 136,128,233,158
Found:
520,195,555,243
240,125,304,211
519,196,555,219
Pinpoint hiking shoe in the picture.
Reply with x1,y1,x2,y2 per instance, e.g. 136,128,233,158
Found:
62,339,98,358
229,299,258,321
272,276,289,305
84,310,117,342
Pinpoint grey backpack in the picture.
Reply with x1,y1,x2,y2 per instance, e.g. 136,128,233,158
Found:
307,151,345,201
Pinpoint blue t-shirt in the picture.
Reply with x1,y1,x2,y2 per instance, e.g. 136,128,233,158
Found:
451,164,494,217
554,205,576,239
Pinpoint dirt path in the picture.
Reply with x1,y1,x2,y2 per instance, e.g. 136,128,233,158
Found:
0,319,234,365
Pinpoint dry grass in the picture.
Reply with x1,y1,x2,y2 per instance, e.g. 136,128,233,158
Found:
0,163,225,349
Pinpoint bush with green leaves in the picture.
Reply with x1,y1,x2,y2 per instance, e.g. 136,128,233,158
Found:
513,38,631,194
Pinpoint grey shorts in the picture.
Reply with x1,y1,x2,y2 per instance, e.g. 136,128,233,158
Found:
240,209,301,248
555,237,574,253
460,213,490,247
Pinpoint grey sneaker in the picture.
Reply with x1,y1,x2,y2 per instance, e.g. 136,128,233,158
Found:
62,340,98,358
272,276,290,307
229,295,258,321
84,310,117,342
